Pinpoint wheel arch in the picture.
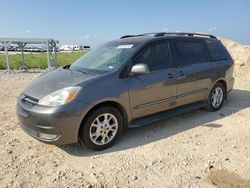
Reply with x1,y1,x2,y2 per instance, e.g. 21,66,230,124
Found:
78,100,128,137
209,79,228,99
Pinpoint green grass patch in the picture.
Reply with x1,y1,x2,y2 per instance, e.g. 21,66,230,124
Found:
0,51,86,69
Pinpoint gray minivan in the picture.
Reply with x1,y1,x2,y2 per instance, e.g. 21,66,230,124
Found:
16,32,234,150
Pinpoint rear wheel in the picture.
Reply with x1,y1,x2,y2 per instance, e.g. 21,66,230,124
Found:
79,106,124,151
206,83,226,111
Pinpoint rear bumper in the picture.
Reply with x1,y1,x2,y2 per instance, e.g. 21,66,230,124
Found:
227,77,235,92
16,97,92,145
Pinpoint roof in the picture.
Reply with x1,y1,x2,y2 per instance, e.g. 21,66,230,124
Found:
111,32,218,44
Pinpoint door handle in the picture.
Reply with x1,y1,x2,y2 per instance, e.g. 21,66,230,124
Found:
179,70,185,76
168,73,173,79
176,70,186,80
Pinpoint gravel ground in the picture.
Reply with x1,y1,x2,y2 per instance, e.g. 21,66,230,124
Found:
0,72,249,188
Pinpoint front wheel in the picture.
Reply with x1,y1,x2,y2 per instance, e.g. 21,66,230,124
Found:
79,106,124,151
206,83,226,111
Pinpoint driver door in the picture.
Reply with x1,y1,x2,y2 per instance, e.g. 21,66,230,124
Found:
128,41,177,119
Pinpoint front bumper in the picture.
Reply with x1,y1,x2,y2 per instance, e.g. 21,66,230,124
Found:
16,96,92,145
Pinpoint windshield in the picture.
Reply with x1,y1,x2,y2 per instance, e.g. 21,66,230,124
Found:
69,42,138,73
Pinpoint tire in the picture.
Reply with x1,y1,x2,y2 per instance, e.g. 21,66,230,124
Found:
206,82,226,111
79,106,124,151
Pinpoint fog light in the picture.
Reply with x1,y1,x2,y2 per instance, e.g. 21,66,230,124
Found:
38,132,59,140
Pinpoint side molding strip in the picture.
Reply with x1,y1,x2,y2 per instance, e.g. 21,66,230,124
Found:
134,88,208,109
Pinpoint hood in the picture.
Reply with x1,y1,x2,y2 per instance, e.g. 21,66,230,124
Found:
23,68,97,99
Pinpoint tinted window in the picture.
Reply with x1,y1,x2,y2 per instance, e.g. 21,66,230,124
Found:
173,41,208,66
133,42,171,71
206,40,229,61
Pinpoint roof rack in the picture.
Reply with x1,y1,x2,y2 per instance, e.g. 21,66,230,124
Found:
120,32,217,39
155,32,217,39
120,33,156,39
120,34,143,39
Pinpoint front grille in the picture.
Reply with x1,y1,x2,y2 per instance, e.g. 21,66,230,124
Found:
21,95,39,105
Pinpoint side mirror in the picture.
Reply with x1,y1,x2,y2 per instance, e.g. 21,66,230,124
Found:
131,63,149,75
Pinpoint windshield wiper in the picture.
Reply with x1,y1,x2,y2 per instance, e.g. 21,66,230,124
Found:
78,70,89,74
72,69,94,75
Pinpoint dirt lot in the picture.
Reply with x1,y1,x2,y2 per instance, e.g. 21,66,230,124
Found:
0,71,249,188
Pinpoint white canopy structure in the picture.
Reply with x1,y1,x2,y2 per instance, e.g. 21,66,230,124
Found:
0,38,59,74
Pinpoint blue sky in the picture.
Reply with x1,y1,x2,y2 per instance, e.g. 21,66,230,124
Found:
0,0,250,46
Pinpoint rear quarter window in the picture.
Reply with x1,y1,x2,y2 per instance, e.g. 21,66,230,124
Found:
173,40,208,67
206,40,229,61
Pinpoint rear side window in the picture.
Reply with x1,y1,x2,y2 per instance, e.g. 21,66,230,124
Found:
133,41,171,71
206,40,229,61
173,41,208,66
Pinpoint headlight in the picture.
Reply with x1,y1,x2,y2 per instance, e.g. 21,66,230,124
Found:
38,87,81,106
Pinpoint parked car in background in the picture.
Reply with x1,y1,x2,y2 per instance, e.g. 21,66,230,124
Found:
73,45,83,51
83,46,91,52
0,44,4,51
59,44,74,51
16,32,234,151
7,45,18,51
59,44,86,51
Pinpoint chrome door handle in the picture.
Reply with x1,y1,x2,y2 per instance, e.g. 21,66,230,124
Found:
179,70,185,76
168,73,173,79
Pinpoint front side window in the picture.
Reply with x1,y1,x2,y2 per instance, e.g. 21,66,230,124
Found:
70,42,138,73
173,40,208,66
133,41,171,71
